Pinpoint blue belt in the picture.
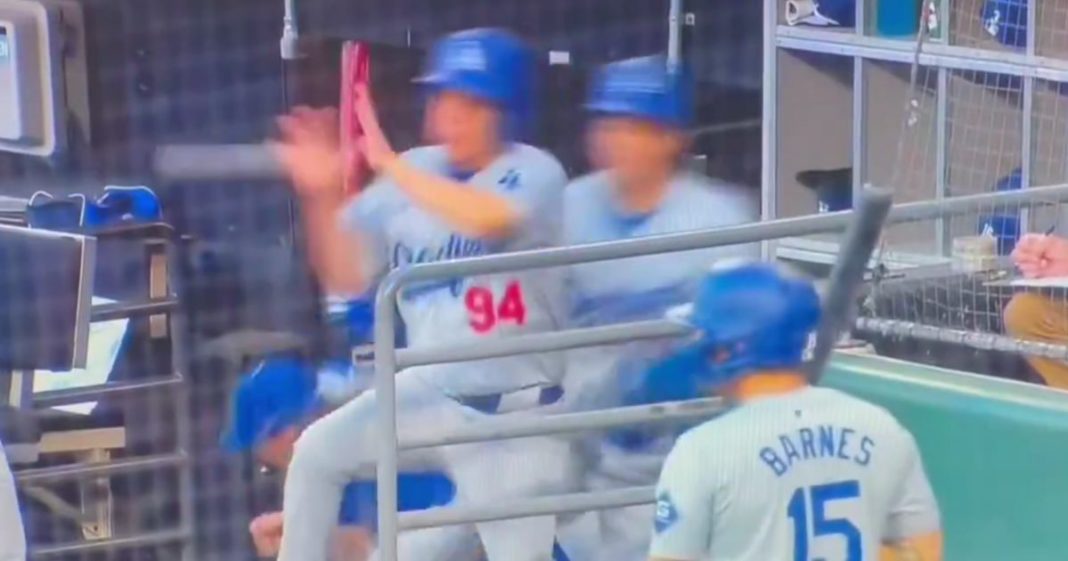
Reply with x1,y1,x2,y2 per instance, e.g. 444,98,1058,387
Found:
605,428,660,452
605,424,691,453
455,385,564,414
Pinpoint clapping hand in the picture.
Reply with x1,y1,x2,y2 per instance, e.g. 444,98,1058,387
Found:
1012,233,1068,279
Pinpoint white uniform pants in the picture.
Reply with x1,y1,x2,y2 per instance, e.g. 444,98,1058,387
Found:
277,372,580,561
587,443,667,561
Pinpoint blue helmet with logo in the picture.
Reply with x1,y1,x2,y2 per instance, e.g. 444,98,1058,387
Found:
416,28,536,140
663,261,821,388
586,55,694,130
220,356,320,453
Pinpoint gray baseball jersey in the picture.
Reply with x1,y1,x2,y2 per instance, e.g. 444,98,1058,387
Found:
650,386,941,561
564,170,758,314
563,170,759,450
339,144,568,395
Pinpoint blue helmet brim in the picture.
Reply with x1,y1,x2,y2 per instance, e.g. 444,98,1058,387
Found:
584,102,688,131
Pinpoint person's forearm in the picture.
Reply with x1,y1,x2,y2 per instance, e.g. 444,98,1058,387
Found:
880,531,943,561
381,156,520,239
300,199,367,296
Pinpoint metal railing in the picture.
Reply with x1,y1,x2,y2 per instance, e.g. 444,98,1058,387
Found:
370,183,1068,560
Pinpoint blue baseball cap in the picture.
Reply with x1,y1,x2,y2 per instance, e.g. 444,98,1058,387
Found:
220,356,320,453
86,186,162,228
586,55,694,130
415,28,537,140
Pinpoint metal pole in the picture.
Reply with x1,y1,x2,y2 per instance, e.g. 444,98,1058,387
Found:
401,398,726,450
32,375,183,408
397,320,687,368
667,0,683,67
373,289,400,561
399,486,655,530
280,0,300,60
29,529,189,558
15,453,187,484
761,0,779,261
854,317,1068,361
166,241,197,561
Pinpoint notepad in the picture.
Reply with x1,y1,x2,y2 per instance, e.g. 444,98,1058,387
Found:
985,276,1068,289
1010,277,1068,288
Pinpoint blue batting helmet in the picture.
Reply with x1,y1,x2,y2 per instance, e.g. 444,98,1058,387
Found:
415,28,536,140
663,261,821,388
220,356,320,453
586,55,694,130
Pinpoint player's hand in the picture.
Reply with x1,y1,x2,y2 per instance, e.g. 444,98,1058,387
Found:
249,511,285,557
273,106,346,201
1013,234,1068,278
353,84,397,172
1012,234,1050,278
1039,235,1068,277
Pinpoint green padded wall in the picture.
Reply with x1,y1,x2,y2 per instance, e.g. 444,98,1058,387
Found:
823,353,1068,561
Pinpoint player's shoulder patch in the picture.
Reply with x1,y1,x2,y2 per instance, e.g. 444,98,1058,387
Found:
654,491,680,534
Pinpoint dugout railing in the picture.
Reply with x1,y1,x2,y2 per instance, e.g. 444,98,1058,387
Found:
370,182,1068,560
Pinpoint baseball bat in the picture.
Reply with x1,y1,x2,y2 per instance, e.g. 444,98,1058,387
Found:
804,186,892,384
153,144,285,181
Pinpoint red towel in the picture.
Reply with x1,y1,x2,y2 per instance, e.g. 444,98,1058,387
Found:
340,41,371,196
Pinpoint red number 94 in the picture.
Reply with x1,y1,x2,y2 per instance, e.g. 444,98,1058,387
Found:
464,281,527,334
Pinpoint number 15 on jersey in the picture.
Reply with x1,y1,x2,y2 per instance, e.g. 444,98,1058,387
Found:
787,480,863,561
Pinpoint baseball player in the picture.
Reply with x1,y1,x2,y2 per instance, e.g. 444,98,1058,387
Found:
647,261,943,561
221,355,458,561
562,55,758,561
0,439,26,561
272,28,575,561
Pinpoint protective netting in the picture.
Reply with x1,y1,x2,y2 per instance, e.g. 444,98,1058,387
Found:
863,0,1068,387
0,2,764,561
2,1,1067,561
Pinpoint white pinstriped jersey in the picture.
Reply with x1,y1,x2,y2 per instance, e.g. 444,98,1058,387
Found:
562,170,759,469
339,144,568,395
564,170,758,313
650,386,941,561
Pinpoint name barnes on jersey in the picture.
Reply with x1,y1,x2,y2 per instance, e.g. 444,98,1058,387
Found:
759,424,875,477
392,233,488,299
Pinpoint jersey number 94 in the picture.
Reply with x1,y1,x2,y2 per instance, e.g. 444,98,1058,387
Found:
787,480,862,561
464,281,527,333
